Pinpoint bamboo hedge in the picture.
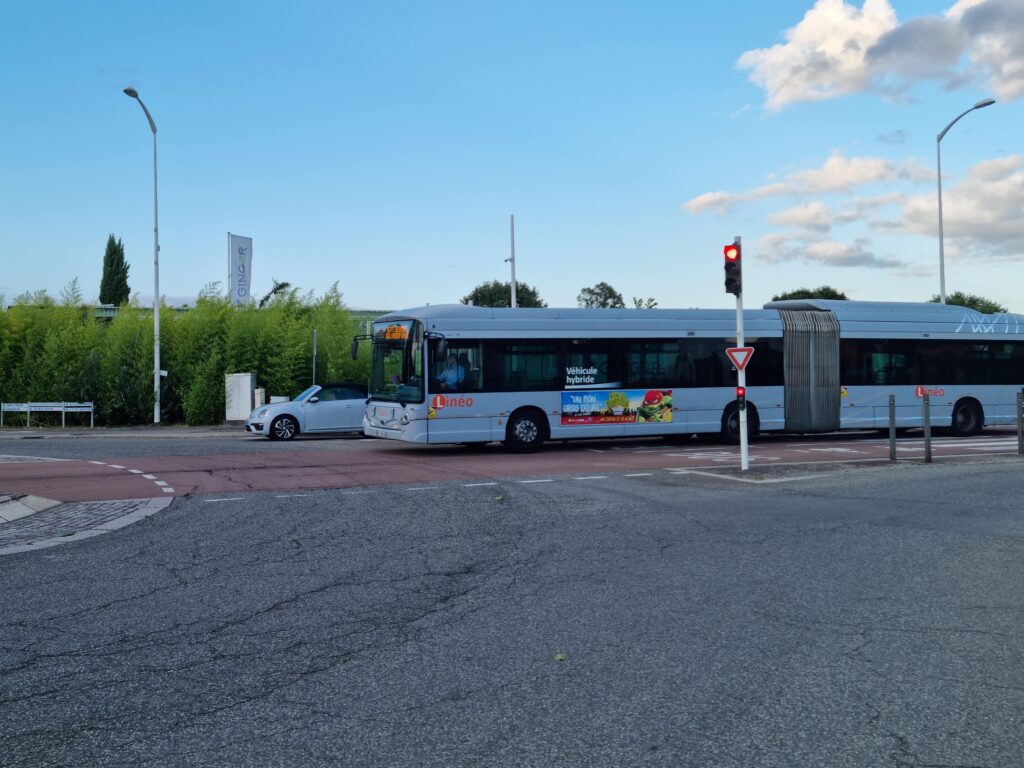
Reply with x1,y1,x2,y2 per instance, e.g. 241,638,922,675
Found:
0,284,372,426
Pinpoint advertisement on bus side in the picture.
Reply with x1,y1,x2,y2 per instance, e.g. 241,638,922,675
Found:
561,389,673,425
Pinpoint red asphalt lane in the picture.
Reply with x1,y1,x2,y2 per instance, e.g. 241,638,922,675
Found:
2,433,1018,502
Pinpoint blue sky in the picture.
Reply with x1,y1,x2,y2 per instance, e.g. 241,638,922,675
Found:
1,0,1021,311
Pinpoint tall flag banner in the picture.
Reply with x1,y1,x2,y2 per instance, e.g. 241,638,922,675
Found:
228,234,253,305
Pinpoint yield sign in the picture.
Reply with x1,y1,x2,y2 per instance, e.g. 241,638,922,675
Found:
726,346,754,371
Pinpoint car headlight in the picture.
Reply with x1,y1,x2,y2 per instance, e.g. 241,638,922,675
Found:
256,408,270,419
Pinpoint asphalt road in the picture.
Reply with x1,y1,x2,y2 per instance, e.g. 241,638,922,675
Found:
2,455,1023,767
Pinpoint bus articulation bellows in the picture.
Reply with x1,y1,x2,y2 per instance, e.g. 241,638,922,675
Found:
354,301,1024,451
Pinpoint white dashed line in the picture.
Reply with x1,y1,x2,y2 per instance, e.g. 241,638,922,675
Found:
203,497,244,503
162,488,175,493
154,481,168,487
109,464,126,469
462,482,498,487
89,461,106,465
142,474,157,480
128,469,143,474
574,475,608,480
624,473,654,477
405,486,438,491
520,479,553,484
274,494,312,498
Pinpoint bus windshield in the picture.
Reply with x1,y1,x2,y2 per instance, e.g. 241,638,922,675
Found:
369,320,424,403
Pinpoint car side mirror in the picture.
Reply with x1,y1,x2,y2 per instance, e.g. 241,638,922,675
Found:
308,396,319,403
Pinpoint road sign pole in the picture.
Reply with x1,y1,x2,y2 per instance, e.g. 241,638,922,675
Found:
734,238,748,471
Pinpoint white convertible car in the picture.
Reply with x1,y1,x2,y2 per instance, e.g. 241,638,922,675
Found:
244,383,368,440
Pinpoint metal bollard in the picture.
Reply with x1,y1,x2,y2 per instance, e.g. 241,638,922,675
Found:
889,394,897,462
1017,391,1023,456
923,393,932,464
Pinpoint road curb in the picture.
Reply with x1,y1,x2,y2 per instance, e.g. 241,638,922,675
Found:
0,497,174,557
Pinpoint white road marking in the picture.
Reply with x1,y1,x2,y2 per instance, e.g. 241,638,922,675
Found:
154,480,168,486
462,482,498,487
624,473,654,477
670,469,830,484
520,479,553,484
109,464,126,469
203,497,243,503
89,461,106,465
274,493,312,498
128,469,143,474
574,475,607,480
161,488,175,493
405,486,437,491
142,474,157,480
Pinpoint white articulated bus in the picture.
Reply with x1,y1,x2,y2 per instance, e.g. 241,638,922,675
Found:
355,301,1024,451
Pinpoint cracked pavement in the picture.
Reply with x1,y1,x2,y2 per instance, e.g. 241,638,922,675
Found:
1,461,1023,767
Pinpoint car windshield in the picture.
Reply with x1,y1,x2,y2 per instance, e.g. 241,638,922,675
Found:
369,320,424,403
292,386,319,402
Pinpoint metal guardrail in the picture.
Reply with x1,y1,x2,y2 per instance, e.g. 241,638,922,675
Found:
0,402,94,428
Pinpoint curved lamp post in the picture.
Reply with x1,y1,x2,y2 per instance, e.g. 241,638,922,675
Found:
936,97,994,304
123,87,162,423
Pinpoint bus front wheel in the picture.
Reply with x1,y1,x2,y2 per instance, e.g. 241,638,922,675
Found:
505,409,547,453
721,404,759,445
949,399,983,437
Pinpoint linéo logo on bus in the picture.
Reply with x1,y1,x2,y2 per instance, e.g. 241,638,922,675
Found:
915,385,945,398
431,394,474,410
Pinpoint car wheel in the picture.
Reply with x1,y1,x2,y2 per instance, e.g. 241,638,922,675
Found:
270,415,299,441
949,399,982,437
505,409,546,453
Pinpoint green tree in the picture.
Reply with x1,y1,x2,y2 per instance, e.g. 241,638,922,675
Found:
929,292,1007,314
461,280,546,308
771,286,848,301
577,282,625,308
99,235,131,305
259,278,292,308
632,297,658,309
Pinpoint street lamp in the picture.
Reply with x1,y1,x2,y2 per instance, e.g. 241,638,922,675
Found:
936,97,994,304
123,87,162,424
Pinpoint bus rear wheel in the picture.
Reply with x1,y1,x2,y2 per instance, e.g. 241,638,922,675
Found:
721,404,759,445
949,399,983,437
505,409,547,453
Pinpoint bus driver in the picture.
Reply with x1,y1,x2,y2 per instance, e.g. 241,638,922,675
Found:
436,353,465,390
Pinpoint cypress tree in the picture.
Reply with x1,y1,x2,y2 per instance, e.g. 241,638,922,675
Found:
99,235,131,305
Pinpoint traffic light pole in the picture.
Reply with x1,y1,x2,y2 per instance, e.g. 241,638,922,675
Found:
734,244,749,472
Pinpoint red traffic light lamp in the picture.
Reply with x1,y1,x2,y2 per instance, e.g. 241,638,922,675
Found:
736,385,746,410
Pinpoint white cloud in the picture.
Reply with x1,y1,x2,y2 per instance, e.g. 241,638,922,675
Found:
737,0,897,110
769,201,833,231
682,150,927,215
787,151,895,193
902,154,1024,256
834,191,907,223
682,191,742,215
758,232,907,268
739,0,1024,109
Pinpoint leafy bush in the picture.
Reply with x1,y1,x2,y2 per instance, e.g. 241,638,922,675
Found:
0,286,371,426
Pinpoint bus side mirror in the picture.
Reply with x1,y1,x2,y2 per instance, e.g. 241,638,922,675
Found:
351,338,359,360
434,339,448,362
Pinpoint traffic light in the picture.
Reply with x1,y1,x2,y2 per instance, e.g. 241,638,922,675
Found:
724,241,742,295
736,385,746,411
